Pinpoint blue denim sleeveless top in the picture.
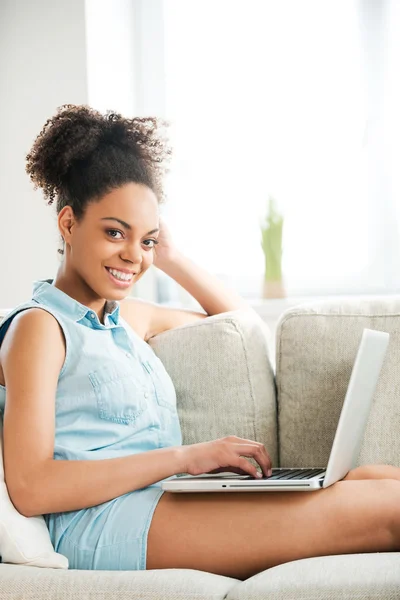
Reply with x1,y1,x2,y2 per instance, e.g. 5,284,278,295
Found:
0,280,182,462
0,280,183,569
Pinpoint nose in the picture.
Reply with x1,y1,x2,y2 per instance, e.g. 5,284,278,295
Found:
120,242,143,267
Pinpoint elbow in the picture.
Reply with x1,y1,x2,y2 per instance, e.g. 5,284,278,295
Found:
6,479,44,518
8,489,33,518
5,459,51,517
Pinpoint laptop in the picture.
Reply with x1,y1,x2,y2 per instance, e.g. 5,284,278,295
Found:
162,328,389,493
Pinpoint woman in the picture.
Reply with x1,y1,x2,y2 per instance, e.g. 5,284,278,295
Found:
0,105,399,579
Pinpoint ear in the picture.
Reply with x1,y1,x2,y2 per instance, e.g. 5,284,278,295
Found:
58,206,76,247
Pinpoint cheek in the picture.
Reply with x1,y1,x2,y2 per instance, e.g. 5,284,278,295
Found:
71,234,92,262
142,251,154,268
74,230,103,254
74,240,110,276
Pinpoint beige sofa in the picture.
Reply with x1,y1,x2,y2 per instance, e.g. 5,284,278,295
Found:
1,298,400,599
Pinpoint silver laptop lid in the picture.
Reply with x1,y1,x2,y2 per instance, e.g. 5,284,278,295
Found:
323,328,389,488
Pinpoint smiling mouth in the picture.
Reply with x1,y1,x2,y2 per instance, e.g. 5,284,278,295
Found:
105,267,135,284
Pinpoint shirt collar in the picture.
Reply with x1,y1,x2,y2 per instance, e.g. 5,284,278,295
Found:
32,280,120,327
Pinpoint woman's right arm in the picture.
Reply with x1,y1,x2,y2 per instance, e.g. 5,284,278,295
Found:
1,309,272,518
1,309,184,517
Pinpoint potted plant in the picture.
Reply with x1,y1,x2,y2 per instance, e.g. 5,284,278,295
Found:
260,195,286,299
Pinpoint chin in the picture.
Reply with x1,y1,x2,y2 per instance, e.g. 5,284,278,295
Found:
106,286,134,302
100,267,142,301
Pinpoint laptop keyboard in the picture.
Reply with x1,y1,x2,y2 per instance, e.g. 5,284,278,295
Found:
247,468,326,480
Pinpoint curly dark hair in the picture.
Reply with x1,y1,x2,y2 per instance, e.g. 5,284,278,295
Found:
26,104,172,221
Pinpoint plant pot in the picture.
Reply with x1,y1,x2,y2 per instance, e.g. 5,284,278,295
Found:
262,279,286,299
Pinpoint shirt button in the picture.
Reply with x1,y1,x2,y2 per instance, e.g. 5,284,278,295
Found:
125,352,130,358
144,392,149,398
90,313,95,319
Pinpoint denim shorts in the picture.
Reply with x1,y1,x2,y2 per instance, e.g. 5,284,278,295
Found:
45,484,164,570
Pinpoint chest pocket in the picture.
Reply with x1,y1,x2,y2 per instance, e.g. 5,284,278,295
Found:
143,356,178,413
89,363,148,426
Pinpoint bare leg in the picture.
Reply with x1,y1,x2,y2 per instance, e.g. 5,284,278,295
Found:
147,479,400,579
344,464,400,482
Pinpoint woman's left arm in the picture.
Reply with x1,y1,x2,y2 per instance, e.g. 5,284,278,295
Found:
156,250,250,316
129,218,254,341
143,253,253,341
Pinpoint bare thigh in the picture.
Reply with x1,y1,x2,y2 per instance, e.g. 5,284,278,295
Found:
343,464,400,482
147,479,400,580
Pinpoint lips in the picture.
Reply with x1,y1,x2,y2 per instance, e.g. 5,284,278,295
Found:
105,267,135,287
105,267,136,275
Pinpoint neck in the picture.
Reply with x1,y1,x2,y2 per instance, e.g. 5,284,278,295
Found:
53,263,108,321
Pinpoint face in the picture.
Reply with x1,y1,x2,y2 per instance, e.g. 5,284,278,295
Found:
58,182,159,303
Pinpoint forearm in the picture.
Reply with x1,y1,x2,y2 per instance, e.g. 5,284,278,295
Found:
158,251,251,316
16,446,184,517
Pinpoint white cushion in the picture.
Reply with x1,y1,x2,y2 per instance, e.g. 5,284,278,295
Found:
0,418,68,568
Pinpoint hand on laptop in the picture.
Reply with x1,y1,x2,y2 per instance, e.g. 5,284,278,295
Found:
177,435,273,479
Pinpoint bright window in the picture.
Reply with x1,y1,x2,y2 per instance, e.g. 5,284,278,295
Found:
157,0,400,299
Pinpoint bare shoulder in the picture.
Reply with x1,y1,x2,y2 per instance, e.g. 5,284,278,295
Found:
0,308,65,386
119,297,207,343
1,307,64,345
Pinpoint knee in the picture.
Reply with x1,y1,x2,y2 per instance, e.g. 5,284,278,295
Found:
378,479,400,550
336,478,400,550
342,465,372,481
344,464,394,481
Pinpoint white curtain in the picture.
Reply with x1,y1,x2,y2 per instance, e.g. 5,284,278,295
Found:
153,0,400,305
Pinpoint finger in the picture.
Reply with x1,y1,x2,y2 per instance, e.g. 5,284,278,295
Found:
240,442,273,474
229,436,260,444
207,467,251,476
234,443,272,476
257,446,273,475
236,457,262,478
230,438,273,468
227,467,255,476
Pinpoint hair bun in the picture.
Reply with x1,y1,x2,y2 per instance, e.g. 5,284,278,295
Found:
26,104,172,207
26,104,106,204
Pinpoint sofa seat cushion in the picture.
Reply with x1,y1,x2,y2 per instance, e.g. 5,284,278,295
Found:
0,564,238,599
227,553,400,600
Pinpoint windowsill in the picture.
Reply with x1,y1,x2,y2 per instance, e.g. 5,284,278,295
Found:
249,292,397,319
2,293,396,322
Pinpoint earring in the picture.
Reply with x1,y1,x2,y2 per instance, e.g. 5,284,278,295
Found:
58,236,65,255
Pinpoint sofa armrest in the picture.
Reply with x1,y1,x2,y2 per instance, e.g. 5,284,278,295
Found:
275,296,400,468
148,309,278,466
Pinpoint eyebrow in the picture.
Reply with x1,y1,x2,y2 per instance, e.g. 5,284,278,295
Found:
101,217,159,235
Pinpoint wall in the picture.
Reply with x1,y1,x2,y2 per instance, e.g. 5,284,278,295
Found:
0,0,88,308
0,0,161,308
84,0,163,303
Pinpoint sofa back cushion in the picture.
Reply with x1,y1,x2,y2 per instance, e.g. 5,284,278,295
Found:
149,309,279,467
275,297,400,468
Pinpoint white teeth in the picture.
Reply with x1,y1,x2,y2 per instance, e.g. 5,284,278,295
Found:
108,268,133,282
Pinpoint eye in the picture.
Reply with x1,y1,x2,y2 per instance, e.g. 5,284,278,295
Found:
106,229,124,240
143,239,160,250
